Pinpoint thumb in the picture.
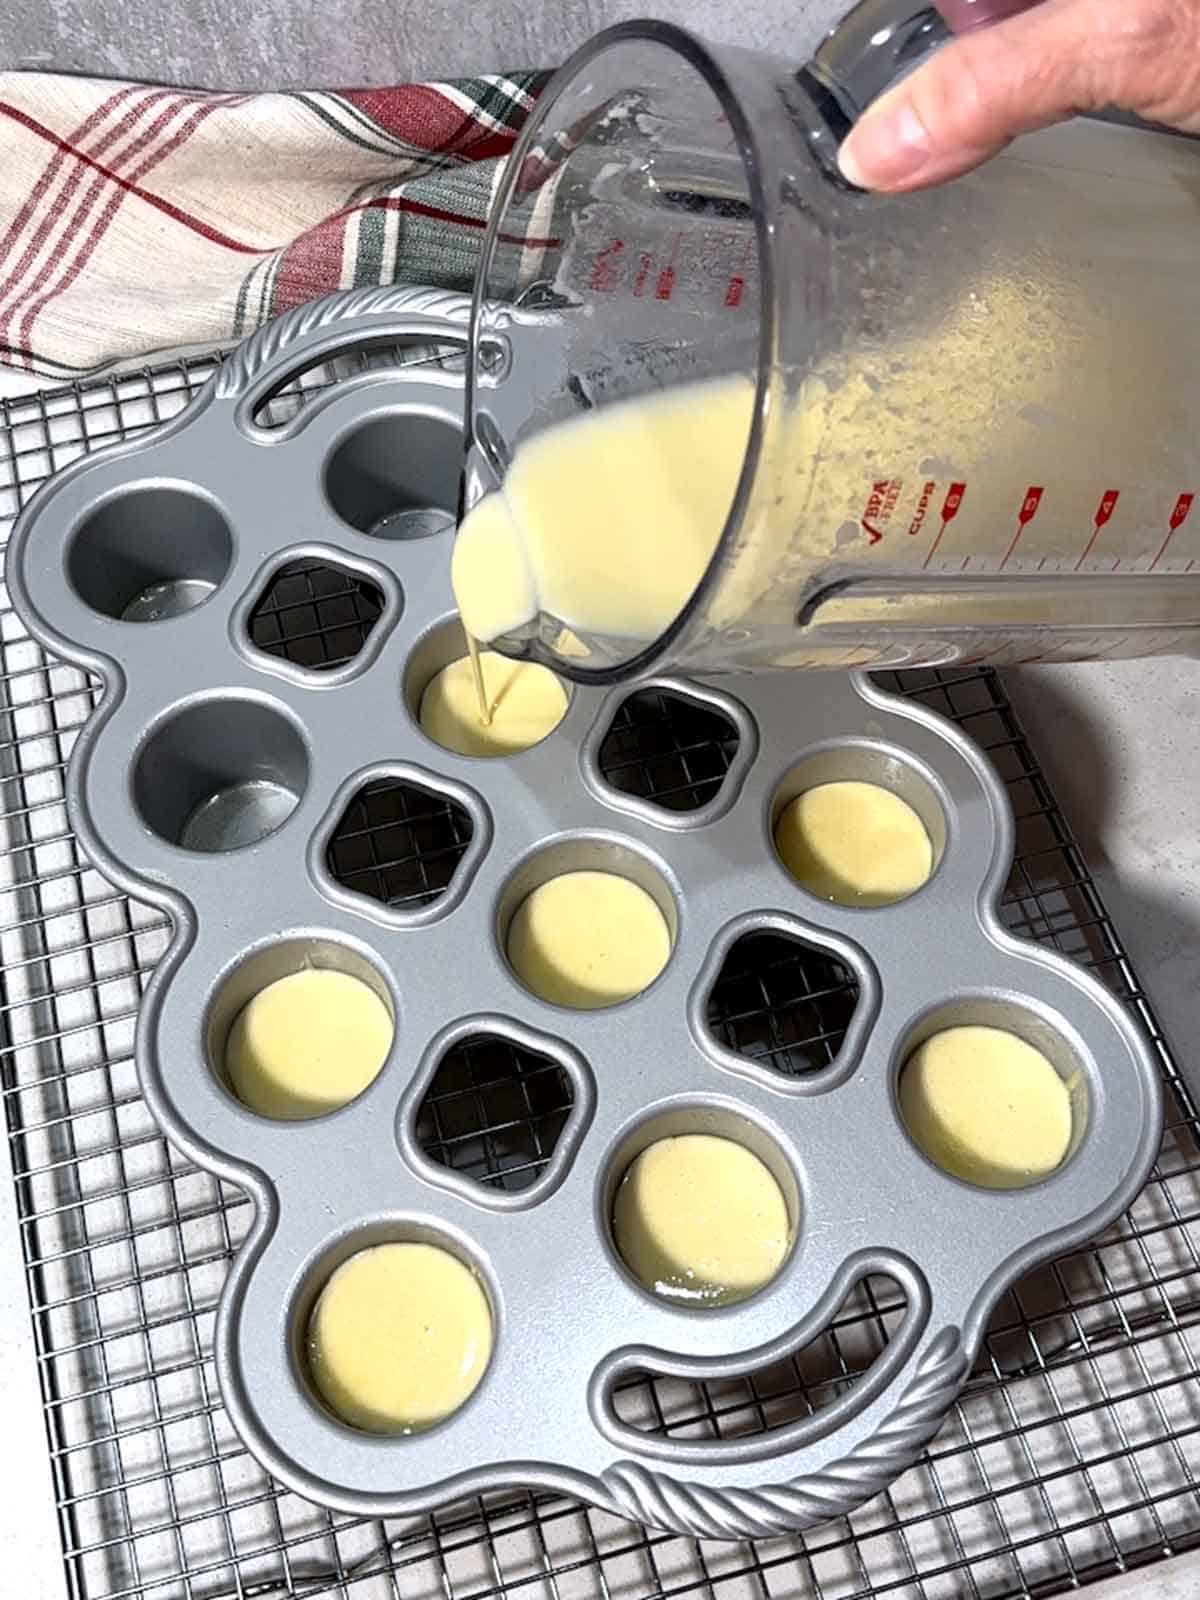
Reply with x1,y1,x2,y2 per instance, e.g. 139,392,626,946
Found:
837,0,1200,192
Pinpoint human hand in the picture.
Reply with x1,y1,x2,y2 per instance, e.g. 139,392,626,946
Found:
837,0,1200,191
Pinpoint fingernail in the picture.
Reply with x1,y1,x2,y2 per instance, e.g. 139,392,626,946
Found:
838,98,933,190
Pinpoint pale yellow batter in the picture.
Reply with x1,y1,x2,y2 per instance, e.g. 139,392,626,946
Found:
308,1242,492,1433
225,968,393,1120
899,1025,1074,1189
774,781,934,907
452,377,752,646
613,1134,791,1307
454,226,1188,670
506,869,670,1009
419,648,568,757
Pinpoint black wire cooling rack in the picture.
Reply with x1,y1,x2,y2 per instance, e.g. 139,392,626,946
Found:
1,350,1199,1600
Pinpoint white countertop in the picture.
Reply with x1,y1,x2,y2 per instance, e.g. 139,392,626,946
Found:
1006,658,1200,1081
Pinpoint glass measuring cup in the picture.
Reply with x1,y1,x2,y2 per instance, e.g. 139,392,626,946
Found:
463,0,1200,677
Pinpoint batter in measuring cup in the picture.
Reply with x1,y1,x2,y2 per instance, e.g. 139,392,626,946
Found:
450,365,971,659
453,245,1175,673
452,376,754,649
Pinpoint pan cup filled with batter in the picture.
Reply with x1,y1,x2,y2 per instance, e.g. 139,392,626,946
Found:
208,940,395,1121
405,617,570,759
898,1019,1083,1189
499,843,677,1011
606,1110,799,1309
771,748,947,909
306,1240,493,1433
775,782,933,906
419,648,568,758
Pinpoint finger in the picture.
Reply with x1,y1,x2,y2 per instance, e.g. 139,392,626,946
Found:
838,0,1200,192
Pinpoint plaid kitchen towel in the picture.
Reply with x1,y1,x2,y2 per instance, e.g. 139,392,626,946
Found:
0,70,546,377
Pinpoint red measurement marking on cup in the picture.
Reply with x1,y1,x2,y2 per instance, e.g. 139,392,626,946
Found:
724,233,754,309
861,478,903,544
589,238,624,292
1074,489,1120,570
655,233,681,301
1000,486,1044,569
907,481,937,537
632,251,653,298
921,482,967,568
1149,493,1196,570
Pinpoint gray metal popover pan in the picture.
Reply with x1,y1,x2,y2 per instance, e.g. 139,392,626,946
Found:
5,285,1162,1540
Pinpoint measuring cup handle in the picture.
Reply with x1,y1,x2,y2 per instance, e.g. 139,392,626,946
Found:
806,0,1047,130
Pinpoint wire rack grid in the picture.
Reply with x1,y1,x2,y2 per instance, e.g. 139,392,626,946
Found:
0,350,1199,1600
248,558,385,674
